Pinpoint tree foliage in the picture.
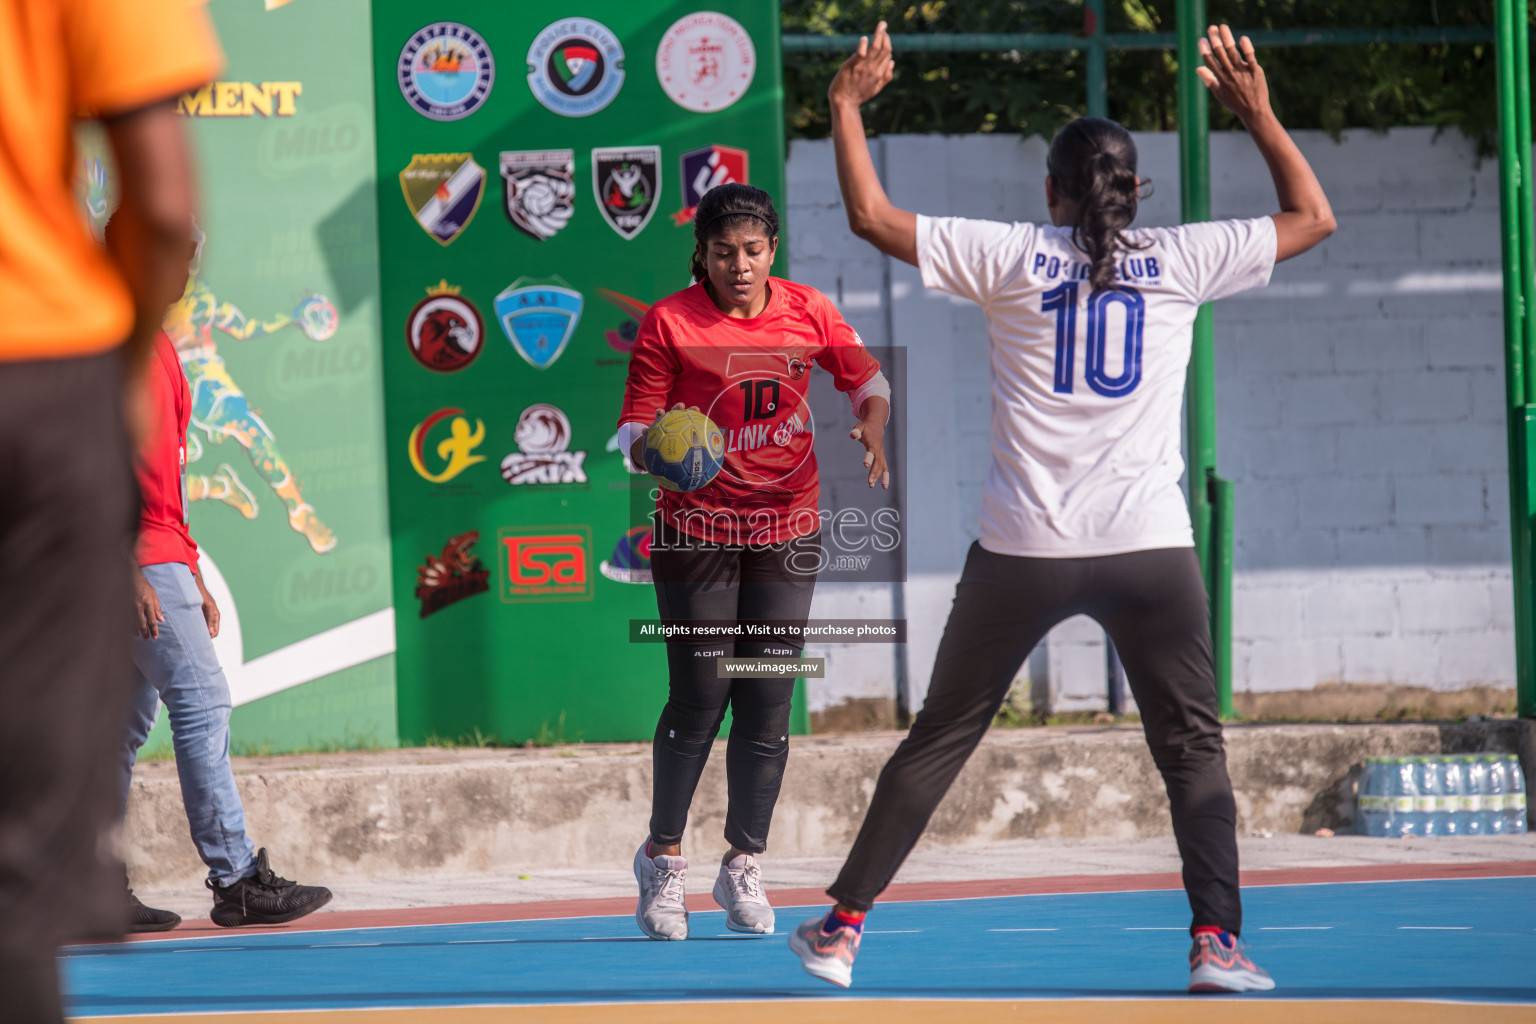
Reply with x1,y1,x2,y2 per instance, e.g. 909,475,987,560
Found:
782,1,1518,152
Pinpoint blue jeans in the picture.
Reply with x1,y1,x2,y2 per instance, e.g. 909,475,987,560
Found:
120,562,256,886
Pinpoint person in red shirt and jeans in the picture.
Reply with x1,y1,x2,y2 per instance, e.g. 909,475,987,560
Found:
122,327,331,931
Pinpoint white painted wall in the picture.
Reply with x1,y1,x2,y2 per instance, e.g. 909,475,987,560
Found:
789,126,1515,717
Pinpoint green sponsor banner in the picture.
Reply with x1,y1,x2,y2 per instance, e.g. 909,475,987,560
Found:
137,0,396,754
370,1,793,744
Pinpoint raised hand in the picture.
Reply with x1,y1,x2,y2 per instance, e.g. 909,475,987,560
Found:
829,20,896,108
1196,24,1270,125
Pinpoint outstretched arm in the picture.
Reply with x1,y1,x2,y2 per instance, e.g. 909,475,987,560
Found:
828,21,918,266
1197,24,1336,262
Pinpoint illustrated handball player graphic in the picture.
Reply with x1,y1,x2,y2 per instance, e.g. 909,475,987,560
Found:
160,223,340,554
617,182,893,942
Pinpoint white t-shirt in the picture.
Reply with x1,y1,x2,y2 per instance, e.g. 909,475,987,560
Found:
917,214,1277,558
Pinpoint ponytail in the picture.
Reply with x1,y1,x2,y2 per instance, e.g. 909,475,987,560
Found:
1046,117,1147,292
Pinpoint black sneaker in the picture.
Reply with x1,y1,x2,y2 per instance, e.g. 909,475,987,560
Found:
128,889,181,933
207,848,332,927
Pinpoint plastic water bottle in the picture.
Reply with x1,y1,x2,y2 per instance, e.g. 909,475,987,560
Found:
1503,755,1528,835
1392,757,1421,837
1465,755,1488,836
1449,756,1478,836
1487,756,1509,835
1440,757,1465,836
1418,757,1447,835
1358,758,1392,836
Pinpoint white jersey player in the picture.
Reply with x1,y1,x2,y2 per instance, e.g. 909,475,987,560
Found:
787,22,1335,993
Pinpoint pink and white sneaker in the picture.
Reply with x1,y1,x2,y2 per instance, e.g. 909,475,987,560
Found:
1188,930,1276,992
788,913,861,988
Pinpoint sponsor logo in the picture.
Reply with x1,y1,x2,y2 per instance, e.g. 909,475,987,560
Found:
655,12,756,113
592,146,660,240
598,289,650,355
501,149,575,241
674,144,747,225
178,81,302,117
415,531,491,617
501,404,588,486
398,22,495,121
498,526,593,602
406,280,482,373
494,277,583,370
526,18,625,117
408,407,486,483
600,525,653,584
400,153,485,246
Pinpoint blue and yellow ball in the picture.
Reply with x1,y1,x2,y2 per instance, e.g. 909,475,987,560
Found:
642,408,725,492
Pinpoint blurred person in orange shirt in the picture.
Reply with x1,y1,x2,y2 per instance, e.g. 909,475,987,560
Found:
0,1,220,1020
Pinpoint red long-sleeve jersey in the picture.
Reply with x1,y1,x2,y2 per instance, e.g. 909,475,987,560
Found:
619,278,881,545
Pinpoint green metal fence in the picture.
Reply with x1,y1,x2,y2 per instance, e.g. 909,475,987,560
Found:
784,8,1536,721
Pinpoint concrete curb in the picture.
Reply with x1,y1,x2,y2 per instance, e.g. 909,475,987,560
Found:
124,720,1534,889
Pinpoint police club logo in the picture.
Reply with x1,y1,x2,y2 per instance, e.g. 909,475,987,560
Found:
415,531,491,618
501,149,575,241
494,277,583,370
400,153,485,245
527,18,624,117
406,280,482,373
592,146,660,239
674,144,747,225
398,22,494,121
501,403,587,486
656,11,756,113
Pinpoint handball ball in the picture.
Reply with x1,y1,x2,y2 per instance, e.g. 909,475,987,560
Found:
643,408,725,492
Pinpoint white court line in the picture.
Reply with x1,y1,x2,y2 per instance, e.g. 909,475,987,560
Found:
1260,926,1333,931
1399,926,1471,930
866,929,920,934
988,928,1059,932
173,947,245,952
316,942,381,947
1124,927,1185,931
447,939,517,945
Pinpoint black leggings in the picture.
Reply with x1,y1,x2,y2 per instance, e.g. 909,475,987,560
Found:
648,531,820,854
828,543,1242,935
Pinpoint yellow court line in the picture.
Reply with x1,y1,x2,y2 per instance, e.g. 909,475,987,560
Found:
77,1000,1536,1024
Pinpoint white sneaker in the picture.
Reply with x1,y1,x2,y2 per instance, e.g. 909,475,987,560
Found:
633,839,688,940
712,853,775,934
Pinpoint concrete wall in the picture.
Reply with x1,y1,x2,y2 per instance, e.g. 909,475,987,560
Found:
787,127,1516,723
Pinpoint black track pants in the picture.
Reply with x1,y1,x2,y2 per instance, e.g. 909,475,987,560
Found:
648,531,820,854
828,542,1242,935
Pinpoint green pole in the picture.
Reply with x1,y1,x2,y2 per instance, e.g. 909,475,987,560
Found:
1175,0,1232,714
1495,0,1536,720
1086,0,1108,118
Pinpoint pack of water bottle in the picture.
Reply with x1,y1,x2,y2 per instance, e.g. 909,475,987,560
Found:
1356,754,1528,837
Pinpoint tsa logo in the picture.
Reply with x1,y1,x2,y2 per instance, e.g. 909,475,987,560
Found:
498,526,593,602
495,277,583,370
400,153,485,246
674,145,747,224
501,150,575,241
398,22,494,121
656,11,756,113
527,18,625,117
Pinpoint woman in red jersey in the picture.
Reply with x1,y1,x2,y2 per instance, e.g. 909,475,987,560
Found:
617,182,892,942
